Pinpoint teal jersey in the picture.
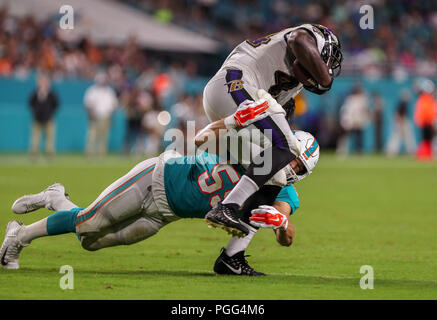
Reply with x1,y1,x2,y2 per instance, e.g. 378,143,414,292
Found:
164,152,300,218
275,184,300,214
164,153,244,218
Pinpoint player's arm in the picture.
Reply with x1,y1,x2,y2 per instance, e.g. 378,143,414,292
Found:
194,95,277,148
288,29,332,89
272,201,295,247
194,119,225,149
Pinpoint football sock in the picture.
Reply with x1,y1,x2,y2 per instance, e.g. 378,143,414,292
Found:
46,208,81,235
50,196,78,211
222,175,259,208
225,221,257,256
18,208,82,245
17,218,48,245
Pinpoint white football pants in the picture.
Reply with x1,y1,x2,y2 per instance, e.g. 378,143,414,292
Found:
73,157,175,251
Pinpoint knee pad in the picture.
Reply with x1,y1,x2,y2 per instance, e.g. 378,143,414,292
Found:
75,186,145,235
80,235,101,251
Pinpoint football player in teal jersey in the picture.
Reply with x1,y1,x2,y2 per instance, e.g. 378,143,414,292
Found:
1,98,319,274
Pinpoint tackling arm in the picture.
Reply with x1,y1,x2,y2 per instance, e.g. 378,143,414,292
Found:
288,29,332,88
194,94,279,150
194,119,225,149
272,201,295,247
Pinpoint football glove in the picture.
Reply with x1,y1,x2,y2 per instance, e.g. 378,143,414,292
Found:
224,99,270,129
224,90,286,129
249,205,289,230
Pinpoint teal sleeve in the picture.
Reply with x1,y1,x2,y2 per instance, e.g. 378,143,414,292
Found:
275,185,300,214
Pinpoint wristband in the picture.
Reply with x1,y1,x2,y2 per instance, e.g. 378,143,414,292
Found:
224,115,237,129
279,219,289,231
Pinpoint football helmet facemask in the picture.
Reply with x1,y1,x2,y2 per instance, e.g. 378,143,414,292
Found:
313,24,343,78
285,130,320,184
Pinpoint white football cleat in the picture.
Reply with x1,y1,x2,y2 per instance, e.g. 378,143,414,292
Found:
0,220,27,270
11,183,69,214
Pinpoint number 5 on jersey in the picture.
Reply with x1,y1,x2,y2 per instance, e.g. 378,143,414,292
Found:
197,163,241,208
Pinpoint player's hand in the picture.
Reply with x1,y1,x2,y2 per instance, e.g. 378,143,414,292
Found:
249,205,289,230
224,90,287,129
224,99,270,128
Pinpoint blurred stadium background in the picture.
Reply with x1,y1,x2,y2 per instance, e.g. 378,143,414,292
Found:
0,0,436,157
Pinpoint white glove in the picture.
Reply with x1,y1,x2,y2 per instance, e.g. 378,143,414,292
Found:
224,89,288,129
249,205,289,230
224,99,270,129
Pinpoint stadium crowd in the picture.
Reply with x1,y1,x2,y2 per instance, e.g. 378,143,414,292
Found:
2,1,437,80
125,0,437,77
0,5,208,156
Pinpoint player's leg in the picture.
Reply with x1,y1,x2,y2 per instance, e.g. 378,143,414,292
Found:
222,112,296,207
227,185,281,253
74,157,157,236
80,212,169,251
12,183,76,214
203,69,268,235
214,185,281,276
80,182,172,251
203,69,296,236
217,68,297,204
1,208,161,269
0,207,83,269
1,157,158,269
203,69,241,122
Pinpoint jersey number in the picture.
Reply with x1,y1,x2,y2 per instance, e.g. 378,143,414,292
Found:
246,32,276,48
197,164,240,208
268,70,300,96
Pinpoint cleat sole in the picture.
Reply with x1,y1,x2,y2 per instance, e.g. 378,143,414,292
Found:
205,219,247,238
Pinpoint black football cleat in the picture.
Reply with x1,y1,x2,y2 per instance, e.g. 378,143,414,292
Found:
214,248,266,276
205,202,249,238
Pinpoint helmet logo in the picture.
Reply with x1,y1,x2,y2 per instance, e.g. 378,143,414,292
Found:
303,139,319,160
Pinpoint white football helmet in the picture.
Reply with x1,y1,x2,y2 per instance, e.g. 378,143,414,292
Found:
285,130,320,184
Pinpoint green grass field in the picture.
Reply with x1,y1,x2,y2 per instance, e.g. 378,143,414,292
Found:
0,153,436,300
